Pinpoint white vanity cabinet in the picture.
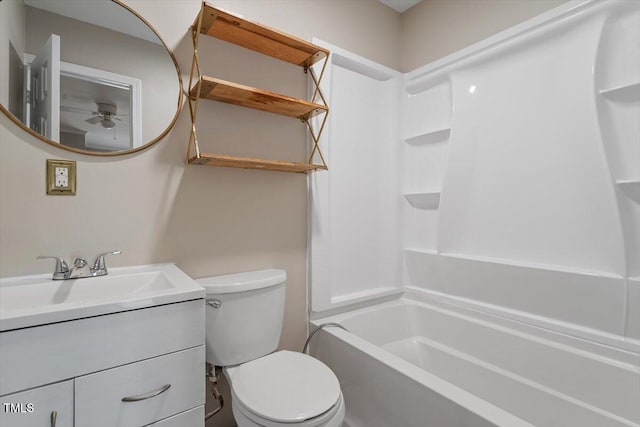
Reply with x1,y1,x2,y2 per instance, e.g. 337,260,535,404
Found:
0,381,73,427
0,299,205,427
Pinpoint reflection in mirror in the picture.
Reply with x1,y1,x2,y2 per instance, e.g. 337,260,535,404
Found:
0,0,182,154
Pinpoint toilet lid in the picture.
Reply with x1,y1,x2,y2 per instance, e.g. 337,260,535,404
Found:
232,350,341,423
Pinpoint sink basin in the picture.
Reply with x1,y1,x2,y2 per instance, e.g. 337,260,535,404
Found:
0,264,204,331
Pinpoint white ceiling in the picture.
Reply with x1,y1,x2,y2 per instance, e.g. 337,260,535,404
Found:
24,0,160,45
378,0,423,13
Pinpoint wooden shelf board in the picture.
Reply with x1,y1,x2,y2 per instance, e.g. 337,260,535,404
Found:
199,4,329,68
188,153,327,173
191,76,327,120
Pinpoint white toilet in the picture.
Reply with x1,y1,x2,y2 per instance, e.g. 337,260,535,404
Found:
197,269,345,427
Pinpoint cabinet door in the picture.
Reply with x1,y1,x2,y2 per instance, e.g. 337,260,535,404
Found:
0,380,73,427
75,346,204,427
148,406,204,427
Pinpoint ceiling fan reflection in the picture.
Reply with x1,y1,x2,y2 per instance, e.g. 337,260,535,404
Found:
60,103,128,129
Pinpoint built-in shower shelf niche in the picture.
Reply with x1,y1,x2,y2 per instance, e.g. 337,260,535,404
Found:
599,82,640,102
404,127,451,145
404,247,438,256
617,180,640,203
404,192,441,209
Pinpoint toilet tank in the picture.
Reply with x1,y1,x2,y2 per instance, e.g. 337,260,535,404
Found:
196,269,286,367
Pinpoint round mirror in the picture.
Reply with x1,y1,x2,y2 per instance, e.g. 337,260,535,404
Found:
0,0,182,155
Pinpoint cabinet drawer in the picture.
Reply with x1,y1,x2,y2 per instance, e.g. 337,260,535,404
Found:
1,299,204,396
0,380,73,427
75,346,204,427
149,406,204,426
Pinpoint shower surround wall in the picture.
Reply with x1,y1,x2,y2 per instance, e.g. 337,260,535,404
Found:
310,0,640,350
309,42,403,312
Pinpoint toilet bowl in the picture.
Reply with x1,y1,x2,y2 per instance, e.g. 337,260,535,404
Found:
226,351,344,427
197,270,345,427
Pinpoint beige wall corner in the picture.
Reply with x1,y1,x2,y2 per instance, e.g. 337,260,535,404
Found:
0,10,401,426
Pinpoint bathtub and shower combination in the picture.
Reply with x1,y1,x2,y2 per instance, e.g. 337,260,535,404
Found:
308,0,640,426
310,294,639,427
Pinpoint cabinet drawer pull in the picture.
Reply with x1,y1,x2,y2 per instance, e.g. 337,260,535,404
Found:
121,384,171,402
51,410,57,427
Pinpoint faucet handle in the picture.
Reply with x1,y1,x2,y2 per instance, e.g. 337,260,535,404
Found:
36,256,70,280
72,257,88,268
92,250,121,274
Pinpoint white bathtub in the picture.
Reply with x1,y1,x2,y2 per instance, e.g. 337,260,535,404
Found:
310,295,640,427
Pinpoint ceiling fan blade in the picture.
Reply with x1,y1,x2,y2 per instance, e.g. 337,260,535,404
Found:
61,105,98,115
85,116,102,125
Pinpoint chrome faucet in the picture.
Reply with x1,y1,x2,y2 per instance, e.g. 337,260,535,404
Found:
37,251,121,280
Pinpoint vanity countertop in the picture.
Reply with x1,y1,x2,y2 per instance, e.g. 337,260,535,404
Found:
0,263,204,332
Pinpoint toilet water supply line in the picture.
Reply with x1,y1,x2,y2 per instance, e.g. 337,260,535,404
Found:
302,323,349,354
205,364,224,422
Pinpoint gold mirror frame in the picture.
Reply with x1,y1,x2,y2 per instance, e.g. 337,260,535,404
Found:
0,0,183,156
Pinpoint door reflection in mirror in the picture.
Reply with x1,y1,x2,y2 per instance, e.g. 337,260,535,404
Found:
23,35,140,152
26,34,60,142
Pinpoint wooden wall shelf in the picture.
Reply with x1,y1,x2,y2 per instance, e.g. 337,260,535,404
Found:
186,3,329,174
198,4,329,68
190,76,327,120
188,153,327,173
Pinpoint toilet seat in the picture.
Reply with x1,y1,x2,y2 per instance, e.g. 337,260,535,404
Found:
226,350,343,425
232,390,345,427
